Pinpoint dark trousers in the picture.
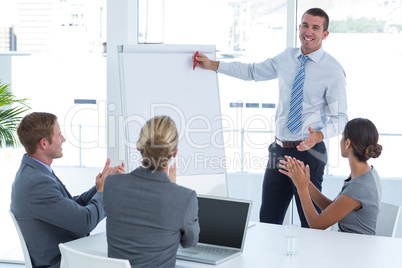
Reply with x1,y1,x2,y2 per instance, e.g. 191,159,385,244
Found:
259,141,327,227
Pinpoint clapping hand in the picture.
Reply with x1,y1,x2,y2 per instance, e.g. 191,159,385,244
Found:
96,158,125,192
279,156,310,191
168,163,176,183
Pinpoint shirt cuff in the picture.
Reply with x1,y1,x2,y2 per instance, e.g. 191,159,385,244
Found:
217,61,230,74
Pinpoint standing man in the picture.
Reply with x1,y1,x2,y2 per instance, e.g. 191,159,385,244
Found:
10,112,125,268
194,8,347,227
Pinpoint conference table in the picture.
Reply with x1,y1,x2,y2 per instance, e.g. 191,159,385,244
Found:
64,222,402,268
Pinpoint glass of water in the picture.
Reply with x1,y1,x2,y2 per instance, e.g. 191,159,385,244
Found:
285,224,300,256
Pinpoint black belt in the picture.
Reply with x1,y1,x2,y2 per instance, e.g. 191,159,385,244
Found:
275,138,302,149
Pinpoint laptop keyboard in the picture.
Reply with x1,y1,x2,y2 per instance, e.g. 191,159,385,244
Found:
193,245,229,255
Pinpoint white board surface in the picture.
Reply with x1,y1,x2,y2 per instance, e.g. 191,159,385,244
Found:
118,44,226,176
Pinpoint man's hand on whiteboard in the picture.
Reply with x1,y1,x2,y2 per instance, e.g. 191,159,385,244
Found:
168,163,176,184
192,52,219,71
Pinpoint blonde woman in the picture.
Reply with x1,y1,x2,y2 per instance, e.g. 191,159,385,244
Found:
279,118,382,234
103,116,199,267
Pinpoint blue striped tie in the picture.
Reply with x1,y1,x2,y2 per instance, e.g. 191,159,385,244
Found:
287,55,308,133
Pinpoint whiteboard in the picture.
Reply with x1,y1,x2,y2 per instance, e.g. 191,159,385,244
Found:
118,44,226,176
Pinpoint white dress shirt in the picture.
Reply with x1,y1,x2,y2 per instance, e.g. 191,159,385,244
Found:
217,46,348,141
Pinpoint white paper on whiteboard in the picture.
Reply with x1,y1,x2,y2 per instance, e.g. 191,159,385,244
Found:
118,44,226,176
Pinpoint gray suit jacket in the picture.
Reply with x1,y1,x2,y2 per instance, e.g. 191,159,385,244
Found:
10,154,106,268
103,167,200,268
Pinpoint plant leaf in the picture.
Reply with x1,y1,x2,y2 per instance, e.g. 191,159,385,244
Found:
0,80,31,148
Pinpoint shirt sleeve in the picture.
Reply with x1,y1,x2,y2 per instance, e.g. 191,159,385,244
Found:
341,178,369,204
320,64,348,139
28,177,106,235
217,58,278,82
180,191,200,248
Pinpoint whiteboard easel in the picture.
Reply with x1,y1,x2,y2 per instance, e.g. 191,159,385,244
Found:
118,44,227,196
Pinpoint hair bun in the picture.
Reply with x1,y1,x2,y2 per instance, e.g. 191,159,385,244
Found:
365,144,382,160
138,116,178,170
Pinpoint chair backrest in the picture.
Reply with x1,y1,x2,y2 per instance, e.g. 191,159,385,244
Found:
376,202,401,237
330,202,401,237
59,243,131,268
9,210,33,268
330,223,339,232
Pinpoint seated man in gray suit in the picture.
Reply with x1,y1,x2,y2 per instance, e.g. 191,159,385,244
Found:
10,112,125,268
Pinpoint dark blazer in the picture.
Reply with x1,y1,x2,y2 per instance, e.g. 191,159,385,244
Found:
103,167,200,268
10,154,105,268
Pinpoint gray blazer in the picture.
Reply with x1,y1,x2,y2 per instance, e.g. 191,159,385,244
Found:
10,154,105,268
103,167,200,268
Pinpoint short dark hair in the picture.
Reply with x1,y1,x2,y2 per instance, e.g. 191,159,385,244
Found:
302,8,329,32
17,112,57,155
344,118,382,162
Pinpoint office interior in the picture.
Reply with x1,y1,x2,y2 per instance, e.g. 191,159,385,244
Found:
1,0,402,266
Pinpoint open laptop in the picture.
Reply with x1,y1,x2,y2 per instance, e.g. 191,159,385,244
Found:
176,195,252,265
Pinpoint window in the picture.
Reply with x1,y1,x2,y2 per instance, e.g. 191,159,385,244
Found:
0,0,107,262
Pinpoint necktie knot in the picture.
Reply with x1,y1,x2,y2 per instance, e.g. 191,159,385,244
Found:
300,55,308,65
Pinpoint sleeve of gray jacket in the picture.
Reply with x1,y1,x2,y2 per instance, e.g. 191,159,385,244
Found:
180,191,200,248
28,178,105,235
73,186,98,206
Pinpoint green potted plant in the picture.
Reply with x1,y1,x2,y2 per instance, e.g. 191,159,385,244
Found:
0,80,30,147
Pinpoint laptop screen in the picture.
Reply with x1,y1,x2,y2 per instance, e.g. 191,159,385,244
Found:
197,196,251,249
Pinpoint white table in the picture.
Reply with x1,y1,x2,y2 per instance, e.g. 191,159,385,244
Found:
64,222,402,268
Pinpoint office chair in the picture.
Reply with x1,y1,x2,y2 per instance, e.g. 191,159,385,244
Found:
59,243,131,268
331,202,401,237
9,210,33,268
376,202,401,237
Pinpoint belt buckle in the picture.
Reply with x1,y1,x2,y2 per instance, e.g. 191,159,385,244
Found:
275,138,283,147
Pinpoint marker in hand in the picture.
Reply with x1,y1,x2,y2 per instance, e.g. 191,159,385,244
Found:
193,51,199,70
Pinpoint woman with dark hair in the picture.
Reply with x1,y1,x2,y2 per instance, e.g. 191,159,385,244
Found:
279,118,383,235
